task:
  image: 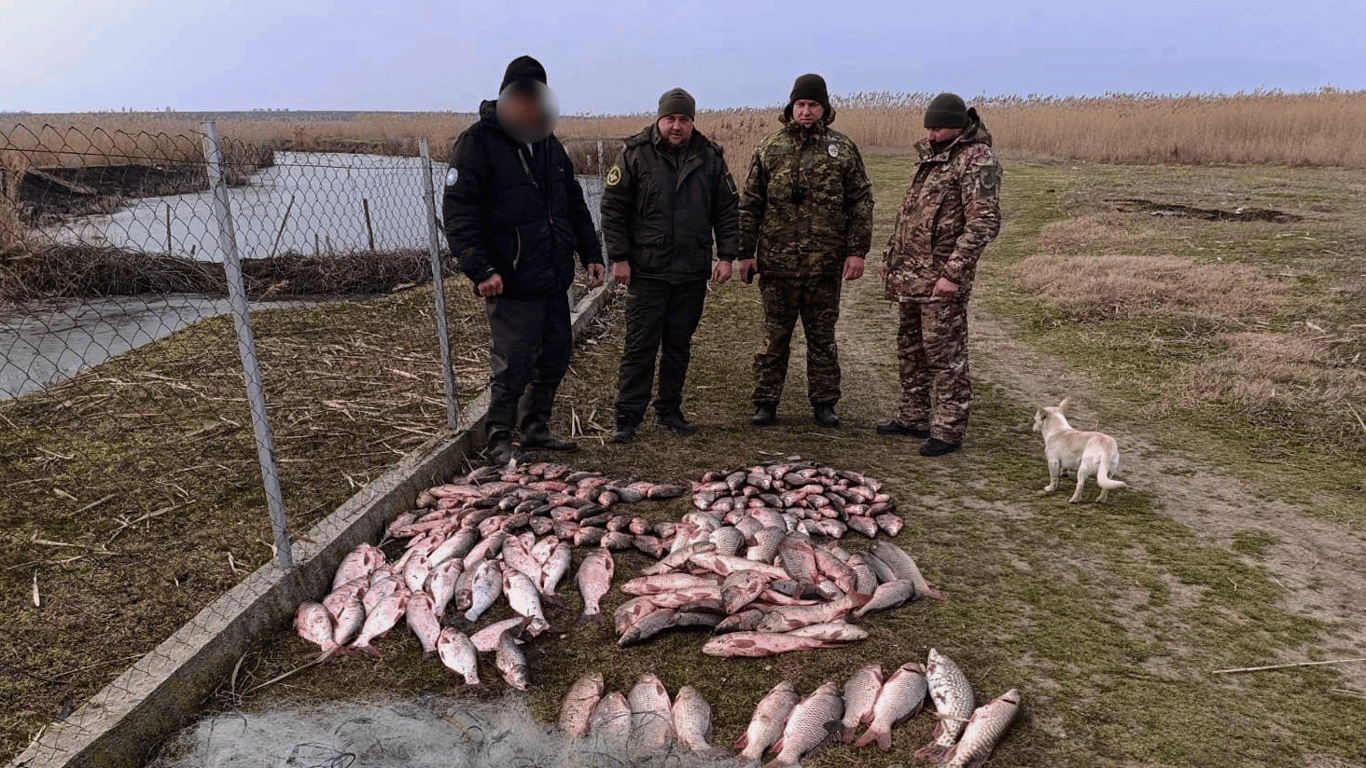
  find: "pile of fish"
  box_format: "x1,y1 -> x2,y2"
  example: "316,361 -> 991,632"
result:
559,649 -> 1020,767
294,459 -> 931,688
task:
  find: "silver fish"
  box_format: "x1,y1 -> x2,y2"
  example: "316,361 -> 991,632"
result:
436,626 -> 480,685
915,648 -> 976,762
938,689 -> 1021,768
463,559 -> 502,623
588,691 -> 633,751
331,591 -> 366,647
503,569 -> 549,635
576,547 -> 615,620
672,685 -> 728,758
628,672 -> 675,750
852,662 -> 927,751
350,589 -> 407,657
559,671 -> 605,738
405,591 -> 441,655
840,664 -> 884,742
765,681 -> 844,768
735,680 -> 800,761
539,541 -> 572,595
495,629 -> 529,691
852,579 -> 917,617
870,540 -> 945,601
294,601 -> 337,657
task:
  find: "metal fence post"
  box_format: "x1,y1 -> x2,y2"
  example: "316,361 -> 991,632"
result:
201,121 -> 294,571
419,138 -> 460,430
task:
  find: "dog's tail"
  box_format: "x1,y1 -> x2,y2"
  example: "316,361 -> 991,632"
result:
1096,459 -> 1127,490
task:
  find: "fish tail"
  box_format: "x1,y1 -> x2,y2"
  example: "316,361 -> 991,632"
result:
850,728 -> 879,748
913,741 -> 951,762
921,583 -> 947,602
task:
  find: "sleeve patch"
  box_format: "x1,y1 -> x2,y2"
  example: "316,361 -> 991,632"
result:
976,164 -> 1000,190
445,167 -> 459,187
724,172 -> 738,195
605,165 -> 623,188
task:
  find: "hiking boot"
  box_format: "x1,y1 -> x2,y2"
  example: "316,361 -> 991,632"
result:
487,434 -> 525,466
520,422 -> 579,452
876,420 -> 931,439
657,412 -> 697,436
751,403 -> 777,427
919,438 -> 962,457
609,418 -> 637,444
813,404 -> 841,428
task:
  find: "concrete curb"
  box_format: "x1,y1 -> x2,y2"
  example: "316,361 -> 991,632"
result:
10,284 -> 613,768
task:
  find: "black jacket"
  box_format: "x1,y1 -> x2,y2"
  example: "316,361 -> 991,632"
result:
442,101 -> 603,298
600,126 -> 740,283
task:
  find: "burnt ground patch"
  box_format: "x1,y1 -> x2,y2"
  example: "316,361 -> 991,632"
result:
1105,197 -> 1303,223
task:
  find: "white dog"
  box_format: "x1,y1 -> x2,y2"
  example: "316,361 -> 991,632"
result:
1032,397 -> 1127,503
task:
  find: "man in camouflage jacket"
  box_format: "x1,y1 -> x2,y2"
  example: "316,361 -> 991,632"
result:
880,93 -> 1001,456
738,73 -> 874,428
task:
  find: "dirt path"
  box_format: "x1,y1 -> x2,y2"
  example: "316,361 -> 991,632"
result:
829,272 -> 1366,689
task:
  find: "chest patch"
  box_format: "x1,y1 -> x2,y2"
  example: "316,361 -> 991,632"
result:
445,167 -> 458,187
828,143 -> 839,158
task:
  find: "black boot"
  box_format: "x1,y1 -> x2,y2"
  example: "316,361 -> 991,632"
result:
813,403 -> 841,428
657,411 -> 696,436
610,417 -> 637,444
487,430 -> 525,466
520,422 -> 579,452
919,437 -> 962,457
877,420 -> 931,438
751,403 -> 777,427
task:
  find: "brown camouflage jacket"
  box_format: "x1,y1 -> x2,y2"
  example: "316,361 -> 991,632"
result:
739,112 -> 874,277
884,118 -> 1001,301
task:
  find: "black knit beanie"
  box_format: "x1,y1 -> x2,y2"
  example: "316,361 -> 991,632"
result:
501,55 -> 547,92
924,93 -> 969,129
789,73 -> 831,112
657,87 -> 696,119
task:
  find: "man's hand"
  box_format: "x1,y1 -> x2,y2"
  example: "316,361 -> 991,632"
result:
586,263 -> 606,288
931,277 -> 960,298
477,274 -> 504,298
737,258 -> 758,285
842,256 -> 865,281
612,261 -> 631,288
712,260 -> 733,285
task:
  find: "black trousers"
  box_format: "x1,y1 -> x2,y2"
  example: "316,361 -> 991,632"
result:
614,276 -> 707,424
484,290 -> 572,439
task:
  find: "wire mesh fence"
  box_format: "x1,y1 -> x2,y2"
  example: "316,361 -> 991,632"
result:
0,120 -> 605,765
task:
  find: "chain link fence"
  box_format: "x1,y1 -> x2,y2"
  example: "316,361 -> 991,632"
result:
0,120 -> 605,764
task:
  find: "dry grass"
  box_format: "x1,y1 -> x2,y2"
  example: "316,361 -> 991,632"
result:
1003,223 -> 1281,325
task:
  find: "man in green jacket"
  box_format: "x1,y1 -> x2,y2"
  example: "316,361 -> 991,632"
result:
601,88 -> 741,443
738,74 -> 874,428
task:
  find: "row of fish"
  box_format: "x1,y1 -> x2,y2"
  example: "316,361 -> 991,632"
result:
614,524 -> 942,656
558,649 -> 1020,768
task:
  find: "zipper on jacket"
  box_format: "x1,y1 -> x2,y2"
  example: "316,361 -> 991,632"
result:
514,228 -> 523,270
517,148 -> 539,188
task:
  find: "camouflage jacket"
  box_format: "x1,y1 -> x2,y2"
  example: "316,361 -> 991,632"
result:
884,118 -> 1001,301
739,112 -> 874,277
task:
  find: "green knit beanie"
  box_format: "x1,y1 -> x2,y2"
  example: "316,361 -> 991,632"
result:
924,93 -> 969,129
657,88 -> 696,119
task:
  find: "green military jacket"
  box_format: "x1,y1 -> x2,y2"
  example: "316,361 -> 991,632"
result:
739,112 -> 874,278
884,118 -> 1002,301
600,126 -> 740,283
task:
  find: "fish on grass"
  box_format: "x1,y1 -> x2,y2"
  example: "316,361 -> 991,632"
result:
851,662 -> 927,751
764,681 -> 844,768
936,689 -> 1021,768
916,648 -> 976,762
629,672 -> 675,750
840,664 -> 883,742
559,671 -> 604,738
436,627 -> 480,685
575,547 -> 614,622
672,685 -> 730,758
494,628 -> 529,691
587,691 -> 632,751
703,631 -> 850,657
735,680 -> 801,762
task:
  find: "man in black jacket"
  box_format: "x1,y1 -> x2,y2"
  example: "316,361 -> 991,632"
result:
442,55 -> 605,465
600,87 -> 740,443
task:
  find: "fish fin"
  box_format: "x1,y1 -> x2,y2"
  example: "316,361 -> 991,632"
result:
352,643 -> 382,660
913,741 -> 950,762
850,728 -> 878,749
920,581 -> 947,602
768,737 -> 784,755
876,730 -> 892,752
733,732 -> 750,750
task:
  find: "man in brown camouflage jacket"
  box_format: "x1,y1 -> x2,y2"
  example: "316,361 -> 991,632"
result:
880,93 -> 1001,456
738,73 -> 874,429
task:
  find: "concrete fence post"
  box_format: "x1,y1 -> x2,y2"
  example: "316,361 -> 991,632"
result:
200,121 -> 294,571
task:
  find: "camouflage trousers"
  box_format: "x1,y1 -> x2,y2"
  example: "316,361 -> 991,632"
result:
753,276 -> 842,407
896,298 -> 971,443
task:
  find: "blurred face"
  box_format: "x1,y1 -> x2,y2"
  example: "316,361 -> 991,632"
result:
657,114 -> 694,147
792,99 -> 825,127
926,126 -> 964,144
502,89 -> 544,130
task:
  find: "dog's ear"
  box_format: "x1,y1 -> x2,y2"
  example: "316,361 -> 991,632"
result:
1058,396 -> 1071,412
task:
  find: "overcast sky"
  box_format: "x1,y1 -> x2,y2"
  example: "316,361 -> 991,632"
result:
2,0 -> 1363,113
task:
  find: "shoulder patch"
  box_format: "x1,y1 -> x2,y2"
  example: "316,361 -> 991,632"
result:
445,167 -> 458,187
828,143 -> 839,158
605,165 -> 623,188
976,164 -> 1000,190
